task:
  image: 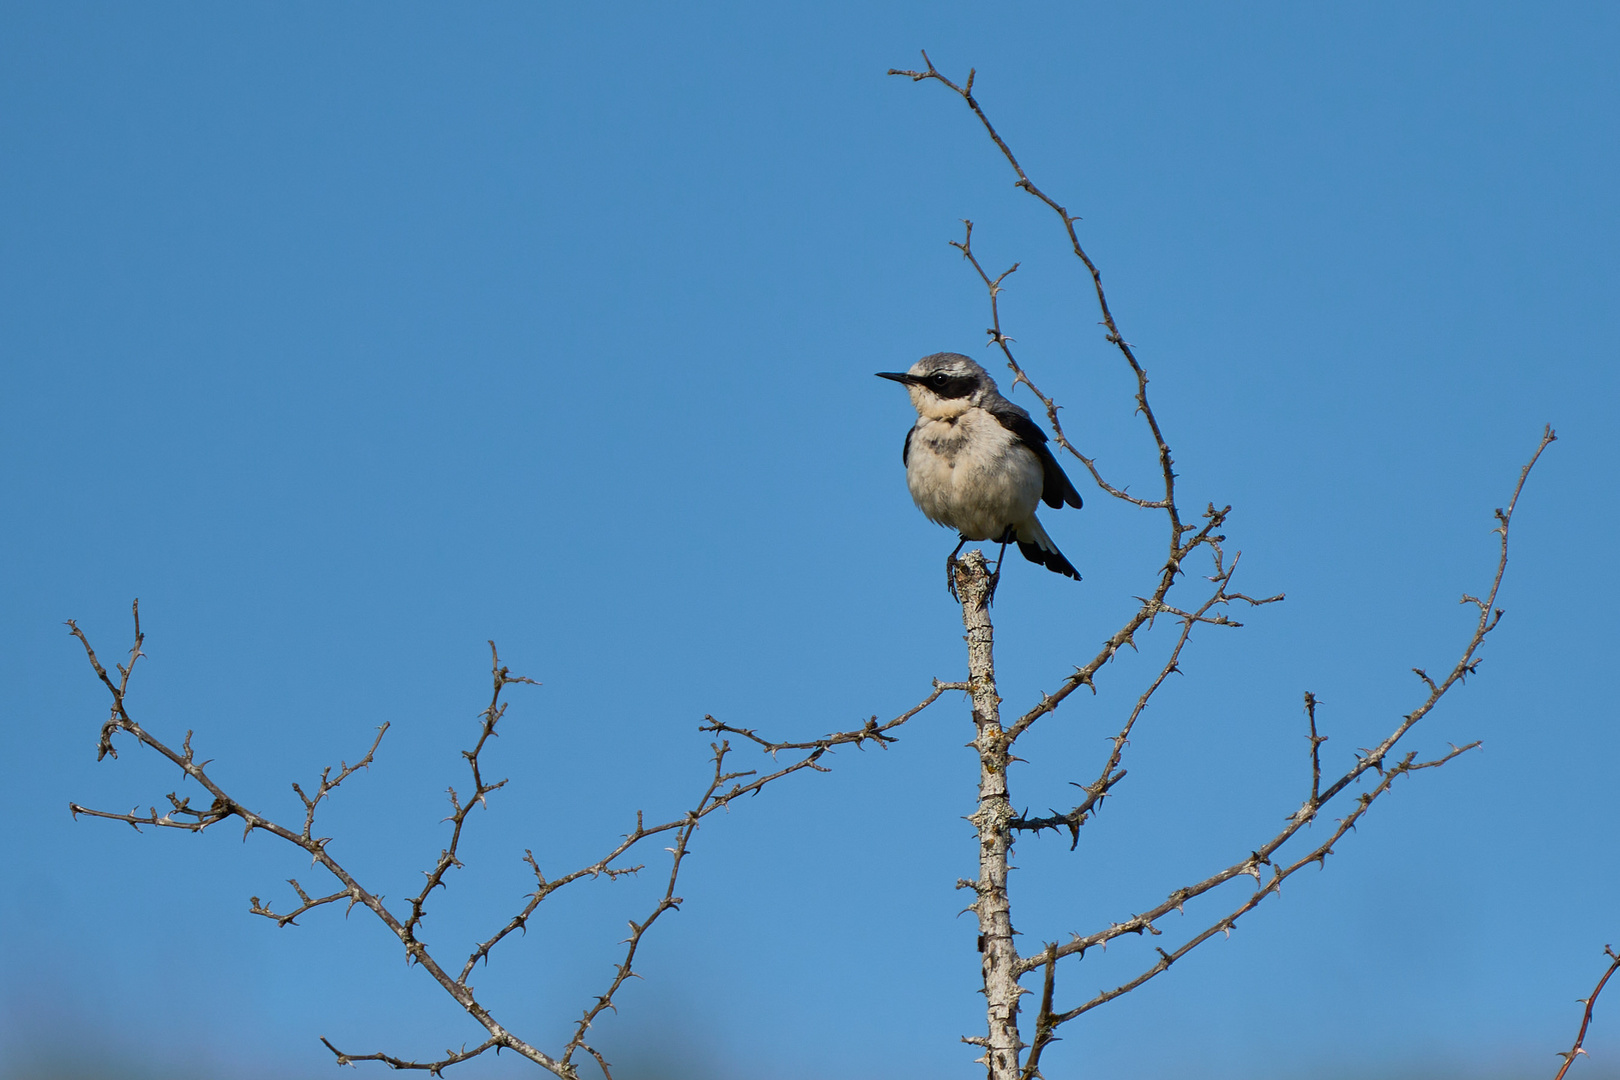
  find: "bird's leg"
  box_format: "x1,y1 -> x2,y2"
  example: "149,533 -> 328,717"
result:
985,528 -> 1015,604
991,528 -> 1015,576
946,535 -> 970,599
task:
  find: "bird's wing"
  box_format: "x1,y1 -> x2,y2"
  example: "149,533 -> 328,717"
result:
903,424 -> 915,467
988,403 -> 1083,510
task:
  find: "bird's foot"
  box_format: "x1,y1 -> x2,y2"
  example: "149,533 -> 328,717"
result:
984,533 -> 1011,604
946,535 -> 973,601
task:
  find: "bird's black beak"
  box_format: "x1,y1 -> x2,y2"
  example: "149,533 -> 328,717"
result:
875,372 -> 917,385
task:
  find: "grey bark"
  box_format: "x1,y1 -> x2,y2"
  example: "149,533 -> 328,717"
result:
954,552 -> 1023,1080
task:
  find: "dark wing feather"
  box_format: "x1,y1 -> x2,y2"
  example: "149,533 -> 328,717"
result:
902,424 -> 914,467
989,403 -> 1083,510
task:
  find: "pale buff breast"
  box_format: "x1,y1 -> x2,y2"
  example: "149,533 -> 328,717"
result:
905,409 -> 1044,540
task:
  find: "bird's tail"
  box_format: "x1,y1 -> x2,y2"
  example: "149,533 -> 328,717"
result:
1015,516 -> 1081,581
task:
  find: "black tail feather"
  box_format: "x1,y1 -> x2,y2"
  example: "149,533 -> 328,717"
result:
1017,539 -> 1082,581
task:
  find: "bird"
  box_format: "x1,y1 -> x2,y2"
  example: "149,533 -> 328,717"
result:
877,352 -> 1082,587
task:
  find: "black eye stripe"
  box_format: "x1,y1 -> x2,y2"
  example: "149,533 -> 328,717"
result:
925,374 -> 978,399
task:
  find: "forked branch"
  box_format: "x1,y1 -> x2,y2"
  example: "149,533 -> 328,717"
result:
69,613 -> 949,1079
1026,426 -> 1552,1033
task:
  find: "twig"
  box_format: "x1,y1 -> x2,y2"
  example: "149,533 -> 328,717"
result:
321,1035 -> 503,1076
404,645 -> 536,942
560,751 -> 728,1075
700,680 -> 959,756
1303,692 -> 1326,810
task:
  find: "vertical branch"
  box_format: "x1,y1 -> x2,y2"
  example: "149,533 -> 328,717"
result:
1019,944 -> 1059,1080
953,551 -> 1023,1080
1303,691 -> 1325,809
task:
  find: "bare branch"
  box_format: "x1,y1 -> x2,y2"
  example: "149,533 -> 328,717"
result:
1303,692 -> 1326,809
1023,427 -> 1551,1029
1011,547 -> 1279,844
1043,742 -> 1478,1020
68,585 -> 945,1078
69,790 -> 231,833
1011,506 -> 1281,748
1313,424 -> 1555,808
250,880 -> 355,928
404,643 -> 533,942
322,1035 -> 504,1076
293,723 -> 390,842
700,680 -> 955,755
65,597 -> 145,761
559,748 -> 732,1072
458,689 -> 952,985
1554,945 -> 1620,1080
891,53 -> 1182,540
951,219 -> 1161,509
66,618 -> 577,1077
1019,944 -> 1059,1080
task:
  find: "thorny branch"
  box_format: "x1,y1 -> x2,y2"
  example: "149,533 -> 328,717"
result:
1019,944 -> 1059,1080
322,1037 -> 502,1076
894,51 -> 1556,1080
1041,741 -> 1479,1018
896,80 -> 1285,762
403,652 -> 539,944
1010,545 -> 1277,846
895,49 -> 1280,838
701,679 -> 965,757
892,52 -> 1179,530
68,610 -> 949,1078
1554,945 -> 1620,1080
951,220 -> 1159,509
1304,691 -> 1326,807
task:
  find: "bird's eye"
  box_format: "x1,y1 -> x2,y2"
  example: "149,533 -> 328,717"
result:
931,374 -> 948,386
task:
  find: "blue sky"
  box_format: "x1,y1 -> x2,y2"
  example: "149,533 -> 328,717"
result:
2,4 -> 1617,1079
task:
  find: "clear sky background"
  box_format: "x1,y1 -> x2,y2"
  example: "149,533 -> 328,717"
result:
3,4 -> 1617,1079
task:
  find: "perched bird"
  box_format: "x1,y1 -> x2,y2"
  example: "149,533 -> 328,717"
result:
877,352 -> 1083,584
